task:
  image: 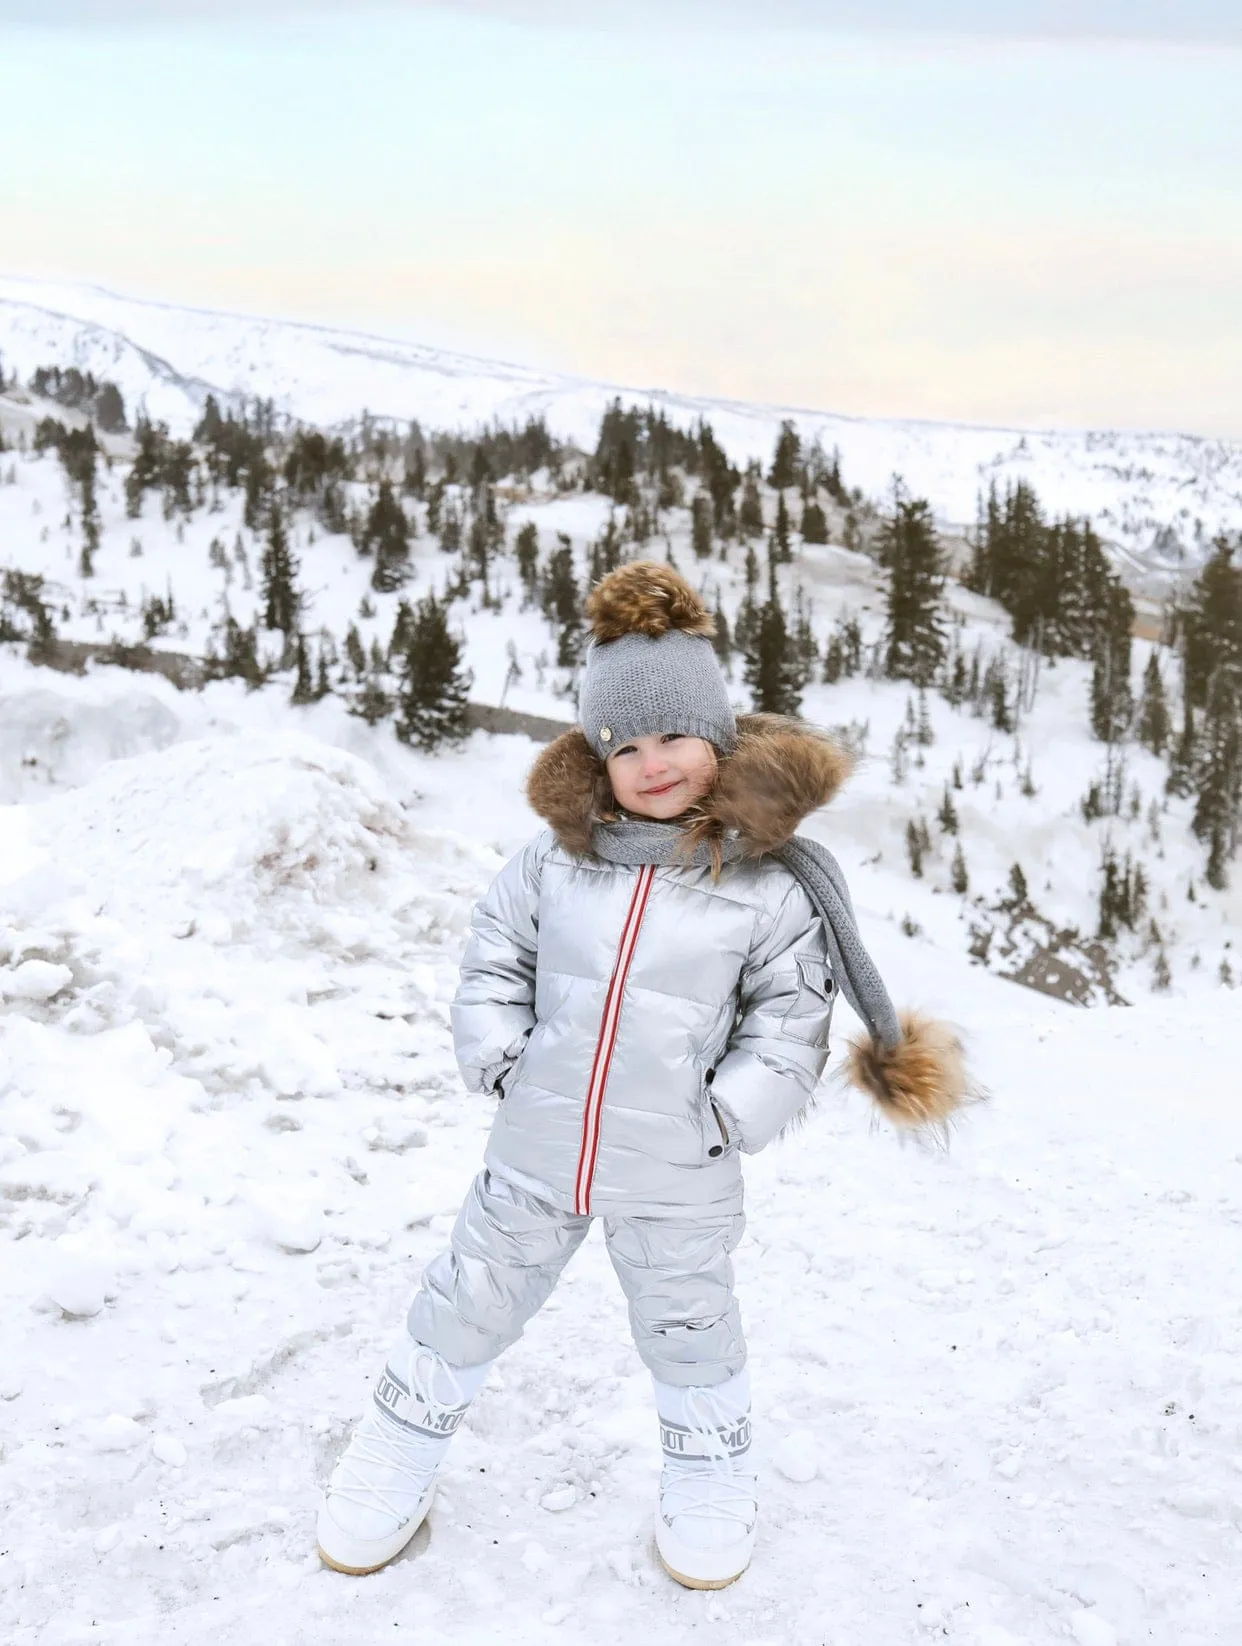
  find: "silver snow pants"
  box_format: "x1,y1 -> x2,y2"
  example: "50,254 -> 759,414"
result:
407,1169 -> 747,1388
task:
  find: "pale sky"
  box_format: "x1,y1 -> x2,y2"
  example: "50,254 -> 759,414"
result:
3,1 -> 1240,437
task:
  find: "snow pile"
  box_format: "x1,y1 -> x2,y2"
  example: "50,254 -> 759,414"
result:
0,730 -> 497,1280
0,687 -> 181,803
38,728 -> 421,944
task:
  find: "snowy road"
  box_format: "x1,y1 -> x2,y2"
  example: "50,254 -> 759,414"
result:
2,730 -> 1241,1646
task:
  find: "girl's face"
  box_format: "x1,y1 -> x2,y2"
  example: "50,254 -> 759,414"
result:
605,733 -> 719,821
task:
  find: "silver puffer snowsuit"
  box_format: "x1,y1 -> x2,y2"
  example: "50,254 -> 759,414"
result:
407,718 -> 845,1385
454,829 -> 835,1213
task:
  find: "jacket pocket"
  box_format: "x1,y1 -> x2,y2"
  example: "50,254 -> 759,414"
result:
491,1025 -> 536,1099
701,1070 -> 734,1160
780,956 -> 835,1044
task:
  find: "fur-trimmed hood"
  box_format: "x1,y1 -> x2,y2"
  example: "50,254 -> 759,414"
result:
526,713 -> 853,859
525,712 -> 978,1135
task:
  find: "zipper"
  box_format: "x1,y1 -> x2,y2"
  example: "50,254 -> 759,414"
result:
573,864 -> 656,1215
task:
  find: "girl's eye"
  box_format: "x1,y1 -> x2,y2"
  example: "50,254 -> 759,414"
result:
614,745 -> 637,757
661,734 -> 683,744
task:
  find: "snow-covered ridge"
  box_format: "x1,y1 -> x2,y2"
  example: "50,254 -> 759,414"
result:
2,275 -> 1239,576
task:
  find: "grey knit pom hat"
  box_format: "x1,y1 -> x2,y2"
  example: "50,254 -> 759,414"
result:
577,562 -> 737,760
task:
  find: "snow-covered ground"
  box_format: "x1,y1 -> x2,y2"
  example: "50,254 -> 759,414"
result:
2,691 -> 1241,1646
2,274 -> 1240,569
3,302 -> 1242,1639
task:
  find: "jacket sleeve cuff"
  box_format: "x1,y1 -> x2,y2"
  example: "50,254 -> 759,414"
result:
453,1014 -> 533,1094
709,1048 -> 817,1154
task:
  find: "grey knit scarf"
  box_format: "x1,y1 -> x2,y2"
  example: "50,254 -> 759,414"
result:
591,818 -> 901,1052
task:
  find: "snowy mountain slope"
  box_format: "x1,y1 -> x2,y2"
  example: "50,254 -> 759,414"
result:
1,724 -> 1240,1646
4,419 -> 1239,1005
2,275 -> 1239,572
3,420 -> 1240,1011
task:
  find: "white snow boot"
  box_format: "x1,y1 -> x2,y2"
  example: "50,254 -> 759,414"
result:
317,1337 -> 491,1575
652,1367 -> 758,1590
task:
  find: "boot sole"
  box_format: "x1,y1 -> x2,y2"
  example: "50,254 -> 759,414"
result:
658,1550 -> 745,1591
317,1544 -> 403,1577
316,1517 -> 424,1576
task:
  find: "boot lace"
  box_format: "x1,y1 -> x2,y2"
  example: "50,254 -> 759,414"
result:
661,1384 -> 757,1533
330,1346 -> 467,1521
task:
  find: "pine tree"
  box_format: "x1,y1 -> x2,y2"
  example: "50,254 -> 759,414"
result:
734,593 -> 760,660
916,689 -> 934,746
344,622 -> 366,679
439,498 -> 462,555
516,521 -> 539,603
951,839 -> 968,894
792,590 -> 818,687
800,499 -> 828,544
207,616 -> 264,689
290,634 -> 314,704
691,493 -> 713,560
742,560 -> 802,716
545,543 -> 583,668
389,599 -> 415,660
823,615 -> 862,683
350,669 -> 394,727
771,492 -> 792,565
243,454 -> 273,532
426,478 -> 445,537
768,420 -> 800,491
364,480 -> 411,593
905,817 -> 931,878
1192,669 -> 1242,886
743,542 -> 759,594
261,505 -> 300,636
711,596 -> 733,670
393,593 -> 473,751
1098,849 -> 1120,939
1136,651 -> 1170,755
587,518 -> 625,586
1165,691 -> 1197,796
937,784 -> 958,834
1090,586 -> 1135,744
1179,537 -> 1242,709
738,465 -> 764,538
881,496 -> 946,686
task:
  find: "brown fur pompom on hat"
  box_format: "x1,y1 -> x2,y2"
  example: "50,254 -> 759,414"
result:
586,561 -> 716,643
578,560 -> 734,757
846,1011 -> 971,1128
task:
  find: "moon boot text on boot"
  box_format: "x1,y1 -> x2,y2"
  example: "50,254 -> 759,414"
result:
652,1368 -> 758,1589
317,1340 -> 490,1575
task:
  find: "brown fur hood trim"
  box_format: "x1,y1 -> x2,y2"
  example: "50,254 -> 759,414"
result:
526,713 -> 853,859
526,727 -> 614,858
586,561 -> 715,643
846,1011 -> 974,1128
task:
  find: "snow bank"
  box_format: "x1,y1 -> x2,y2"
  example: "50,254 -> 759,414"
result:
0,729 -> 497,1292
0,687 -> 181,804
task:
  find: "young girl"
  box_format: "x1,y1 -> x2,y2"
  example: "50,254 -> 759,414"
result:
317,561 -> 968,1590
